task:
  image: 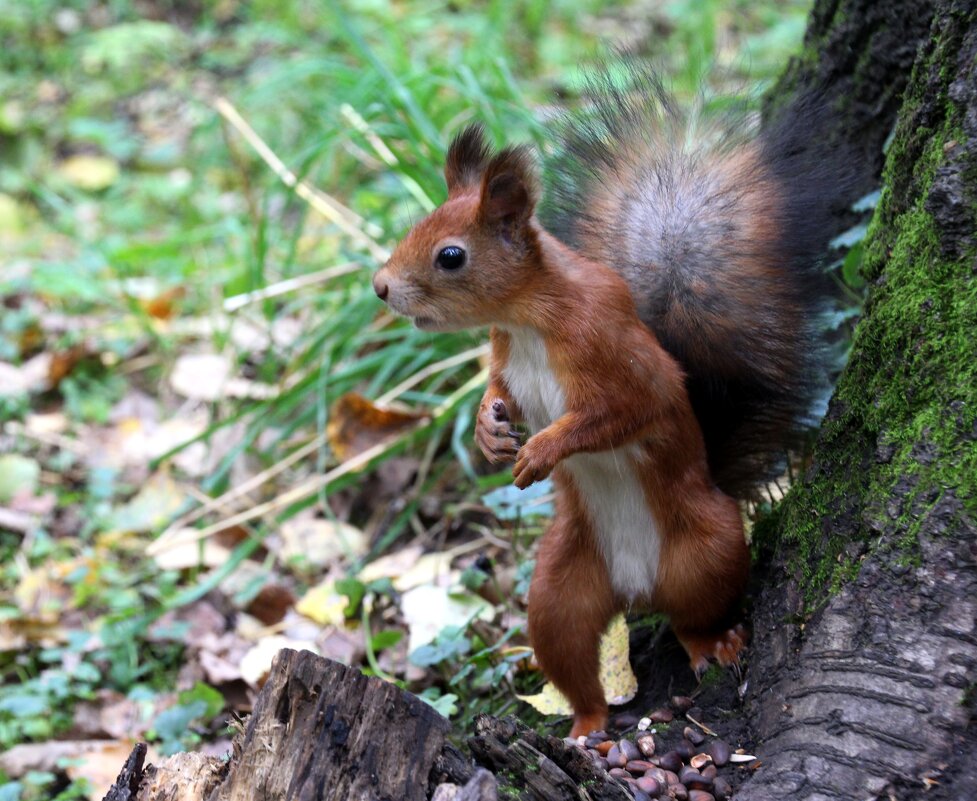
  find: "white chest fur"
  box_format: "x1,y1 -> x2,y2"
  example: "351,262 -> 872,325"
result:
500,328 -> 662,601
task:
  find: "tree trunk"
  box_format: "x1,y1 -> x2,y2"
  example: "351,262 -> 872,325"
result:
741,2 -> 977,799
769,0 -> 938,177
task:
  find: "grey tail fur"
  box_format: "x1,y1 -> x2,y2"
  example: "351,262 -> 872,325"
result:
538,65 -> 860,497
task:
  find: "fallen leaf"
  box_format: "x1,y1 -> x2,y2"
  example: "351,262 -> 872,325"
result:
518,613 -> 637,715
152,533 -> 231,571
295,580 -> 350,627
66,740 -> 149,800
106,472 -> 186,533
170,353 -> 231,401
47,343 -> 91,386
246,583 -> 296,626
357,544 -> 425,584
58,154 -> 119,191
70,691 -> 146,740
139,286 -> 186,320
278,515 -> 368,570
170,352 -> 277,401
0,455 -> 40,503
401,584 -> 495,653
327,392 -> 426,460
0,740 -> 120,778
391,550 -> 457,592
239,636 -> 319,687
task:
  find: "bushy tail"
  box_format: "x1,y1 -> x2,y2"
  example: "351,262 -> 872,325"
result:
539,66 -> 859,497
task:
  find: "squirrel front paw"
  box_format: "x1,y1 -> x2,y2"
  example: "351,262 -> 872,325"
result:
512,433 -> 559,489
475,398 -> 521,464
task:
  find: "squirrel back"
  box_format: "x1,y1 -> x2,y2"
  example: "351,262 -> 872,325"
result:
539,68 -> 854,497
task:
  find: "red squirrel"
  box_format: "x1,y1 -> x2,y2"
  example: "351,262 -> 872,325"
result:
373,73 -> 844,737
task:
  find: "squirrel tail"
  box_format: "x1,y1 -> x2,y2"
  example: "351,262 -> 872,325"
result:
539,66 -> 860,497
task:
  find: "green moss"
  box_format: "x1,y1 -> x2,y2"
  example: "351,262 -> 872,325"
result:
772,11 -> 977,606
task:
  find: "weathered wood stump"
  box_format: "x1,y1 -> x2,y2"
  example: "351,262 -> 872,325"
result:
102,649 -> 634,801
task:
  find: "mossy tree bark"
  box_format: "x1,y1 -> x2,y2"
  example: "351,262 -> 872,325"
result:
742,2 -> 977,799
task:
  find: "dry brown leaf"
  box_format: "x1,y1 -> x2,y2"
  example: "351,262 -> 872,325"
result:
70,691 -> 146,740
139,285 -> 186,320
327,392 -> 426,460
246,583 -> 296,626
66,740 -> 148,800
47,343 -> 91,386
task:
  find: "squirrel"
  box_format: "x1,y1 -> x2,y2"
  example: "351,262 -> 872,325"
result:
372,68 -> 850,737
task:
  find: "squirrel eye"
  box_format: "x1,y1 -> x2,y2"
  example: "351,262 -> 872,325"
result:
435,245 -> 467,270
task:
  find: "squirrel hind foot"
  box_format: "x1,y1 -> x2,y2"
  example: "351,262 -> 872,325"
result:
569,711 -> 610,739
676,623 -> 749,678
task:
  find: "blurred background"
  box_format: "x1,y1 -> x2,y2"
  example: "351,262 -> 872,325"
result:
0,2 -> 817,799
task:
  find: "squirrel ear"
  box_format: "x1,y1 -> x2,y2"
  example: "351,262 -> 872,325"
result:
445,124 -> 491,193
479,146 -> 538,225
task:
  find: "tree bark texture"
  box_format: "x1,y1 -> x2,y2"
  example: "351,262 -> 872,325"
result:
108,651 -> 641,801
769,0 -> 938,181
741,2 -> 977,799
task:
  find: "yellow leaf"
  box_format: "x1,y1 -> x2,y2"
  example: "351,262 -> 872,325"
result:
518,613 -> 637,715
58,154 -> 119,191
295,581 -> 349,627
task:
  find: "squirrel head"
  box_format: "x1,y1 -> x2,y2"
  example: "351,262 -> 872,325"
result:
373,124 -> 541,331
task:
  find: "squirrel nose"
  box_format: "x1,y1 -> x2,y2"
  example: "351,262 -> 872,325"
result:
373,274 -> 389,301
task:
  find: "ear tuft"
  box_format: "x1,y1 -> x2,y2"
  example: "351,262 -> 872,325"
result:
445,124 -> 492,193
479,146 -> 538,225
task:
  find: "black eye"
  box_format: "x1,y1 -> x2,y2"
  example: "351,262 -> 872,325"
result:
436,246 -> 467,270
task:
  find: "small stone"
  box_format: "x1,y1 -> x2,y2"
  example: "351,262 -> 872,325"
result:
636,733 -> 657,757
613,712 -> 641,729
680,767 -> 713,792
589,730 -> 609,741
688,792 -> 715,801
632,789 -> 652,801
649,707 -> 674,723
708,740 -> 731,767
671,695 -> 694,713
620,739 -> 641,762
659,751 -> 683,772
607,744 -> 627,768
672,784 -> 689,801
596,740 -> 614,756
702,764 -> 717,780
664,770 -> 680,786
675,739 -> 695,761
609,768 -> 633,780
713,777 -> 733,799
585,735 -> 605,749
626,759 -> 656,774
684,726 -> 705,745
636,776 -> 662,798
645,767 -> 668,784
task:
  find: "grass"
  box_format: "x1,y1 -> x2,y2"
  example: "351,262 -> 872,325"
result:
0,1 -> 814,798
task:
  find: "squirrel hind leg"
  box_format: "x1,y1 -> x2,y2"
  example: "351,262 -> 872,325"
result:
674,623 -> 749,678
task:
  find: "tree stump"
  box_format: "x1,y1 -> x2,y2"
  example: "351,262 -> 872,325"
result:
103,650 -> 636,801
